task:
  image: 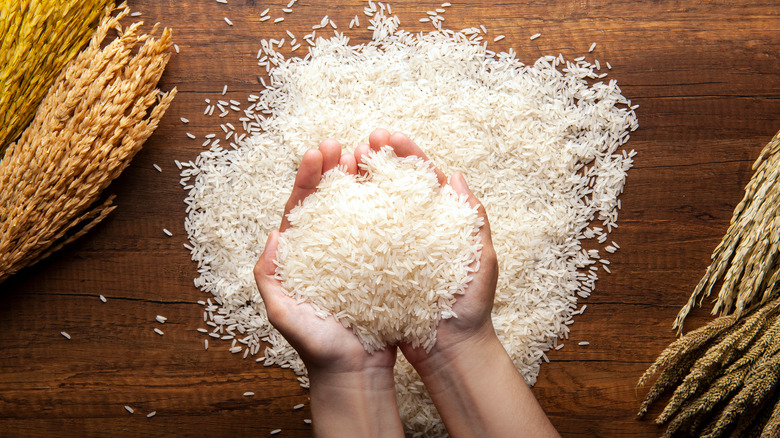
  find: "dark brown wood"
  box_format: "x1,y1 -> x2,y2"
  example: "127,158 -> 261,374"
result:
1,0 -> 779,436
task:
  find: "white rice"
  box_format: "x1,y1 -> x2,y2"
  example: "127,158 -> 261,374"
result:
589,41 -> 597,52
154,328 -> 164,336
125,406 -> 134,414
156,315 -> 167,323
270,430 -> 281,435
530,32 -> 541,40
224,17 -> 233,26
146,411 -> 157,418
163,228 -> 173,237
293,403 -> 304,410
276,148 -> 482,352
60,331 -> 70,340
99,294 -> 107,303
182,5 -> 637,435
493,34 -> 505,42
578,341 -> 590,346
244,391 -> 255,396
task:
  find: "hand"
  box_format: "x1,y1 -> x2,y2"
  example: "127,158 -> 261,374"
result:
355,129 -> 499,369
254,138 -> 403,437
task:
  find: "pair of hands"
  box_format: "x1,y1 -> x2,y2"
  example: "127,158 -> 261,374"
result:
253,129 -> 560,438
253,128 -> 498,379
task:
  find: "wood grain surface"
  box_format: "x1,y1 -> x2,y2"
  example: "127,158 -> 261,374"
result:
1,0 -> 779,436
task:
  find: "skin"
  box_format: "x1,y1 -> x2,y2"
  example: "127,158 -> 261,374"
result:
254,129 -> 560,438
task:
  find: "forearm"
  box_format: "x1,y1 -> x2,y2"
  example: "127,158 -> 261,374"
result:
414,329 -> 560,438
309,366 -> 404,438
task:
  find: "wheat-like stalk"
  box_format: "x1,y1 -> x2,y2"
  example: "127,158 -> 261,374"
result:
0,4 -> 176,283
639,297 -> 780,436
0,0 -> 113,155
674,130 -> 780,331
761,397 -> 780,438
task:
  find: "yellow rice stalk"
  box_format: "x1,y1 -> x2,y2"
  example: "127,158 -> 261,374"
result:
640,130 -> 780,437
674,130 -> 780,331
0,0 -> 113,155
0,6 -> 177,283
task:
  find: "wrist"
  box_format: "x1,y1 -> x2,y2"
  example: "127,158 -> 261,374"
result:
309,364 -> 396,394
408,322 -> 501,382
309,366 -> 403,438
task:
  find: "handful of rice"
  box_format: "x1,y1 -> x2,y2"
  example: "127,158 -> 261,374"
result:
275,147 -> 483,352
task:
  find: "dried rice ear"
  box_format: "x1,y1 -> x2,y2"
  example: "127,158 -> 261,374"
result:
0,5 -> 175,283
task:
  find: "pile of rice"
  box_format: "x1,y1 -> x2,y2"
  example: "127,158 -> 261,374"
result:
181,4 -> 637,435
276,147 -> 483,353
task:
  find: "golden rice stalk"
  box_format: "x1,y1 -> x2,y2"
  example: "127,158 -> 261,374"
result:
655,305 -> 773,423
702,349 -> 780,438
639,299 -> 780,421
761,398 -> 780,438
674,130 -> 780,331
662,362 -> 751,437
0,5 -> 176,283
0,0 -> 113,155
638,297 -> 780,437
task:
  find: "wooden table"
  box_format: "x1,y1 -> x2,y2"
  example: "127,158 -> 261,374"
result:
1,1 -> 779,436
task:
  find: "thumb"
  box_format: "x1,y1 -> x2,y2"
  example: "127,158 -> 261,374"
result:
254,230 -> 294,330
256,230 -> 280,279
450,172 -> 492,245
254,230 -> 283,304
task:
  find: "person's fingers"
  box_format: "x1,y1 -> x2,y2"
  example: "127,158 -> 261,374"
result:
254,231 -> 289,326
354,143 -> 371,176
450,172 -> 498,303
368,128 -> 391,152
450,172 -> 493,246
389,131 -> 447,185
339,152 -> 358,175
255,230 -> 280,279
281,149 -> 323,231
319,138 -> 342,173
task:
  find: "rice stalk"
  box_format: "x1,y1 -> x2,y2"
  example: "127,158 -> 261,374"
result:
662,362 -> 750,437
760,397 -> 780,438
639,297 -> 780,437
637,341 -> 709,417
0,0 -> 113,156
674,130 -> 780,331
0,4 -> 176,284
637,311 -> 738,390
663,313 -> 780,435
654,301 -> 777,423
702,349 -> 780,438
730,390 -> 777,438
